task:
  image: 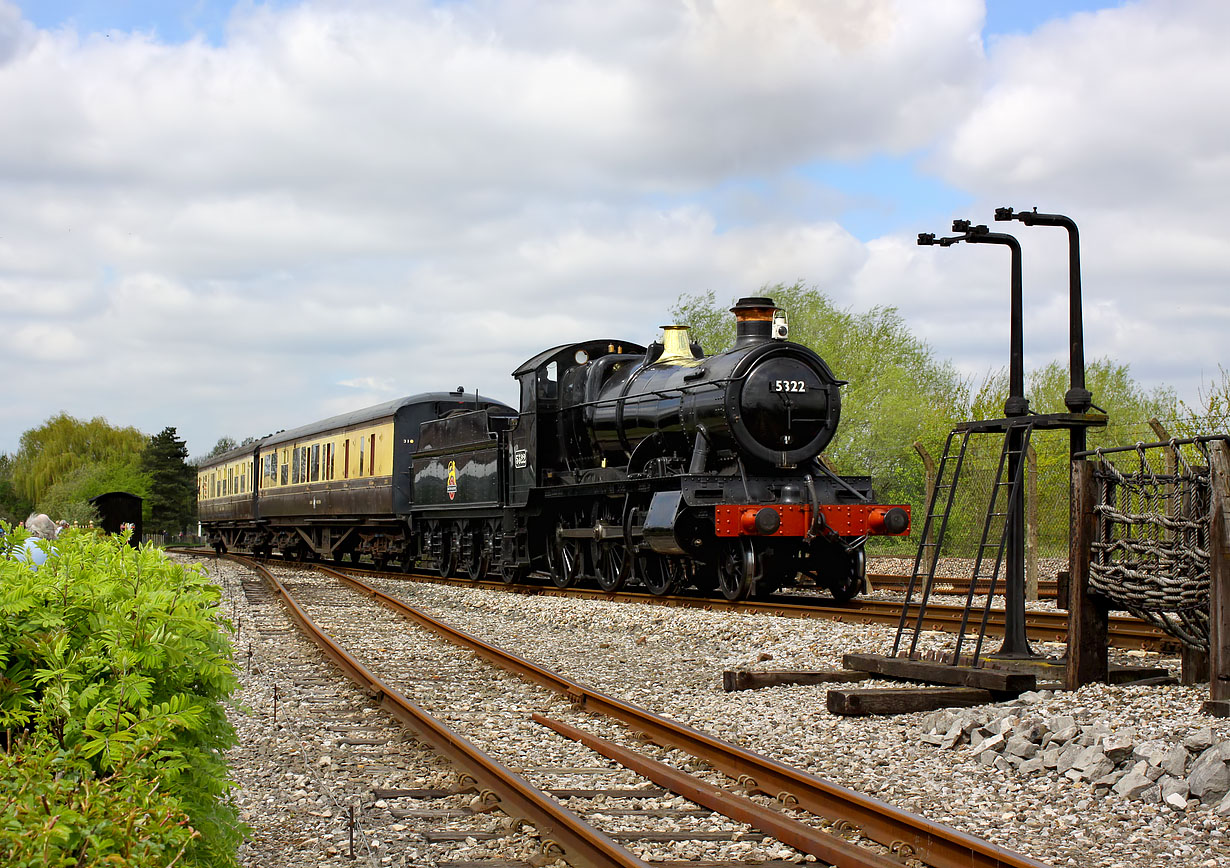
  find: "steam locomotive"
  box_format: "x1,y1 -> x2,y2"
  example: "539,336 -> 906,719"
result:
198,296 -> 909,600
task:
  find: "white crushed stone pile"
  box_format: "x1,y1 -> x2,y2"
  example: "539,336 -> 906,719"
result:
917,701 -> 1230,812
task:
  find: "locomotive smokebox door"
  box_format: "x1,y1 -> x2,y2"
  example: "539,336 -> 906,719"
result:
643,490 -> 687,555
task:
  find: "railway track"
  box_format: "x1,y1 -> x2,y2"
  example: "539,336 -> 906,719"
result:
173,548 -> 1169,653
868,574 -> 1059,601
217,552 -> 1052,868
263,556 -> 1169,653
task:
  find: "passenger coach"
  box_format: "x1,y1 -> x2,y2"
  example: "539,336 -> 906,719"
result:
197,392 -> 514,567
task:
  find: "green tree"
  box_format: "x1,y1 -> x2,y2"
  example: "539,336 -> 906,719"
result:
12,414 -> 147,505
962,358 -> 1179,556
673,284 -> 969,546
0,454 -> 33,525
36,457 -> 150,525
141,427 -> 197,535
1167,366 -> 1230,437
190,436 -> 242,468
971,358 -> 1176,449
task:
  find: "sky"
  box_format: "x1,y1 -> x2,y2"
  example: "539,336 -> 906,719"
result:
1,0 -> 1226,457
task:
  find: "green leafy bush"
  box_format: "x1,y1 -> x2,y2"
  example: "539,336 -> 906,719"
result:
0,528 -> 241,867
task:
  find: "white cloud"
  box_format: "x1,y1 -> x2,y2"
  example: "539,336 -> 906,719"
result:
925,0 -> 1230,406
0,0 -> 1224,457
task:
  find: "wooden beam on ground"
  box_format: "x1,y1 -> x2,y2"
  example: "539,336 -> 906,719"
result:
722,669 -> 869,692
1108,664 -> 1172,684
827,686 -> 994,716
842,653 -> 1036,692
1206,440 -> 1230,717
1066,459 -> 1109,689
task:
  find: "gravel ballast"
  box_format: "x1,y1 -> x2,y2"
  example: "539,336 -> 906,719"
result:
192,555 -> 1229,868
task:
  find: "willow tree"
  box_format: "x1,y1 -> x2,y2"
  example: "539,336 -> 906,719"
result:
13,414 -> 148,506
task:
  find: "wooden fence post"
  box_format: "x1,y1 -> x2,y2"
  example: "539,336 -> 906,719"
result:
1066,459 -> 1108,690
1204,440 -> 1230,716
913,441 -> 936,506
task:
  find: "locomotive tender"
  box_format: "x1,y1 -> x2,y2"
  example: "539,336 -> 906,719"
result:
198,297 -> 909,601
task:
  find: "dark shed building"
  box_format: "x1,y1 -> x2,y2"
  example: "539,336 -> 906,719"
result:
88,491 -> 143,547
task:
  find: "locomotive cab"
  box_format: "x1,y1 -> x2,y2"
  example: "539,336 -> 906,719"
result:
508,339 -> 647,504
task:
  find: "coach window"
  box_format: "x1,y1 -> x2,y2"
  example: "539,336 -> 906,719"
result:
358,436 -> 365,477
326,443 -> 335,480
311,444 -> 320,482
369,433 -> 377,475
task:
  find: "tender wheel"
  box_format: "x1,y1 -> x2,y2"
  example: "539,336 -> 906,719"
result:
716,539 -> 757,601
465,527 -> 490,581
399,550 -> 415,574
639,554 -> 681,596
436,533 -> 456,578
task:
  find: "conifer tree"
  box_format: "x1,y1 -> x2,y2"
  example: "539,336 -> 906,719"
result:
140,427 -> 196,534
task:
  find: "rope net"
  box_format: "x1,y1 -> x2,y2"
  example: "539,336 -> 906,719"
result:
1088,437 -> 1226,651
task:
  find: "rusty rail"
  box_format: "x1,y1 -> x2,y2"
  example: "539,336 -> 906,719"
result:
318,564 -> 1052,868
536,714 -> 905,868
229,555 -> 652,868
870,573 -> 1058,599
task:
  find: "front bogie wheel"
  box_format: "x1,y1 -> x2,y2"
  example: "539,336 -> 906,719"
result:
827,545 -> 866,602
716,539 -> 757,601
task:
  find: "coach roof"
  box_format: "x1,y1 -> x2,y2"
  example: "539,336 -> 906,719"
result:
199,392 -> 513,469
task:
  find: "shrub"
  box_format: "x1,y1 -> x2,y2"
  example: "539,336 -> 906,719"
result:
0,527 -> 241,867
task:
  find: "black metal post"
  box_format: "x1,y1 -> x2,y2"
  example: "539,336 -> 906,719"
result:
996,207 -> 1092,458
959,221 -> 1028,419
919,221 -> 1033,658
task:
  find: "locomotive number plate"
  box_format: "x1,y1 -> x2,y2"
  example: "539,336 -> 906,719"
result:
772,380 -> 807,392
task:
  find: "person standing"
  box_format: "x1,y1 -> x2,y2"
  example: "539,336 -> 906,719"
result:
15,513 -> 58,570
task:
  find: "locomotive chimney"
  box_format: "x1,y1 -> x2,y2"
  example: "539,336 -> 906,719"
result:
731,297 -> 775,347
657,325 -> 698,364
